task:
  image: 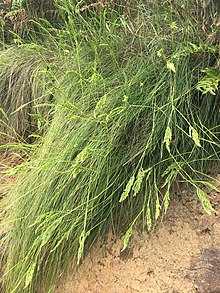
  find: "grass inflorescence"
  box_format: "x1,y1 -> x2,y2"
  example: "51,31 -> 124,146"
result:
1,1 -> 220,292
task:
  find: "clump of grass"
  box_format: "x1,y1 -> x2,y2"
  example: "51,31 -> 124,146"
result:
0,44 -> 56,142
2,1 -> 220,292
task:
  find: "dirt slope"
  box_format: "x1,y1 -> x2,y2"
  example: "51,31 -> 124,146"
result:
56,178 -> 220,293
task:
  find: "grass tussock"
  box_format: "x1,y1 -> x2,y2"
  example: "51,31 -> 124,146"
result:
1,1 -> 220,292
0,44 -> 56,142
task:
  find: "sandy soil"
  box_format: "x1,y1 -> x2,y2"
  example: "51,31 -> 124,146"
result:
0,150 -> 23,236
56,177 -> 220,293
0,154 -> 12,231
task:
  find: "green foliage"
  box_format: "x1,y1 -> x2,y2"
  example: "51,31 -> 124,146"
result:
1,1 -> 220,293
122,225 -> 133,252
197,68 -> 220,95
196,188 -> 213,215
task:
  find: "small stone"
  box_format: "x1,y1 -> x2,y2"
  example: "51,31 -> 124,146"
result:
191,248 -> 220,293
111,257 -> 121,266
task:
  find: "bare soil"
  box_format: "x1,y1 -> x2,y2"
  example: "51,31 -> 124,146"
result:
56,176 -> 220,293
0,151 -> 20,236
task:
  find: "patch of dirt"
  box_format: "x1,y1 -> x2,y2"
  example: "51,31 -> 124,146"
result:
0,150 -> 23,236
56,176 -> 220,293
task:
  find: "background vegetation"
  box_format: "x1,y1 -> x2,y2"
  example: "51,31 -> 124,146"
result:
0,1 -> 220,292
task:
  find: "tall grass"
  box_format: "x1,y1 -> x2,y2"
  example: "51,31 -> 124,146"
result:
0,44 -> 56,142
2,1 -> 220,292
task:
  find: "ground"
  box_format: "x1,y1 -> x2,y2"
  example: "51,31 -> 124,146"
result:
56,177 -> 220,293
0,151 -> 20,237
1,154 -> 220,293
